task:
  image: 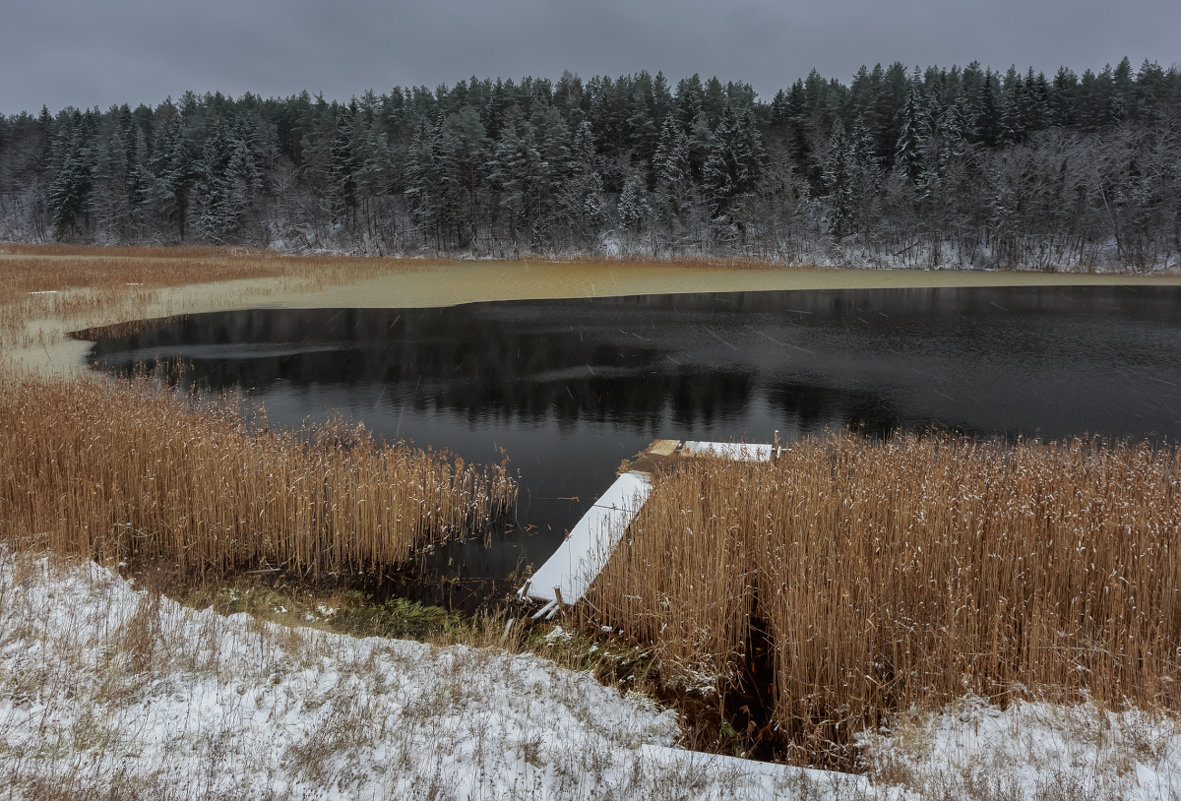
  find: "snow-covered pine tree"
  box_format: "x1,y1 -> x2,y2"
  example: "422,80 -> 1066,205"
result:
149,104 -> 196,240
487,109 -> 541,248
553,119 -> 605,247
653,116 -> 694,226
616,174 -> 648,234
530,104 -> 573,246
441,105 -> 488,247
47,109 -> 96,239
328,102 -> 360,227
894,79 -> 926,187
821,118 -> 854,237
191,120 -> 239,241
404,117 -> 448,250
703,104 -> 763,223
89,114 -> 130,239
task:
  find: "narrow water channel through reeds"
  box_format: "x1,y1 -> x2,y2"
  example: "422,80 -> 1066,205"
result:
586,432 -> 1181,761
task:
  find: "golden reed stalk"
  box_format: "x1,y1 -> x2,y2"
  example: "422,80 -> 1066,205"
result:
0,377 -> 516,578
585,432 -> 1181,754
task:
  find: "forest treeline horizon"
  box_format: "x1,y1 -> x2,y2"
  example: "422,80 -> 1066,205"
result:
1,58 -> 1178,271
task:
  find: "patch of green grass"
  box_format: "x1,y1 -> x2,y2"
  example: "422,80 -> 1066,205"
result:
177,579 -> 471,643
330,592 -> 469,641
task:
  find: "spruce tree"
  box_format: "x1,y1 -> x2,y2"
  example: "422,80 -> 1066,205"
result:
47,109 -> 95,239
703,104 -> 763,222
821,118 -> 854,236
894,82 -> 926,186
404,118 -> 446,249
616,174 -> 647,233
442,105 -> 488,246
654,116 -> 693,224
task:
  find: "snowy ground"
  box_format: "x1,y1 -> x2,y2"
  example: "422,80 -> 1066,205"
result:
857,699 -> 1181,801
2,547 -> 1179,800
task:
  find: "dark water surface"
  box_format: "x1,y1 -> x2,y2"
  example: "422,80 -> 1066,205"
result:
80,285 -> 1181,594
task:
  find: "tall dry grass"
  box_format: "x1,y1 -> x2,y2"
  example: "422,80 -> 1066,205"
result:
0,249 -> 281,307
585,432 -> 1181,758
0,376 -> 516,578
0,245 -> 420,353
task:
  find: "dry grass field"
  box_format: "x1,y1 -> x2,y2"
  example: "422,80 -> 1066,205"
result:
0,377 -> 516,578
586,432 -> 1181,763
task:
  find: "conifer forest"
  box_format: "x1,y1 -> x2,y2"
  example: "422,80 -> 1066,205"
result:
2,59 -> 1178,270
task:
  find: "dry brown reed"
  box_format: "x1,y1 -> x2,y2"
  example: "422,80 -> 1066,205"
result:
0,247 -> 420,360
0,376 -> 516,579
0,245 -> 432,334
585,432 -> 1181,758
0,250 -> 279,304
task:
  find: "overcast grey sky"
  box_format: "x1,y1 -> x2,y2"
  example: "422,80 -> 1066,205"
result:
3,0 -> 1179,115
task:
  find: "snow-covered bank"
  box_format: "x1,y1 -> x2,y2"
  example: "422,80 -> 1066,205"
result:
858,698 -> 1181,801
2,546 -> 1179,800
0,549 -> 874,800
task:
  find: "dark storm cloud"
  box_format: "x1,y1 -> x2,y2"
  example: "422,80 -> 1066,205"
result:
4,0 -> 1179,114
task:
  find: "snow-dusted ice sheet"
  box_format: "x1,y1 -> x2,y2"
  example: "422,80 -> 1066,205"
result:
524,470 -> 651,606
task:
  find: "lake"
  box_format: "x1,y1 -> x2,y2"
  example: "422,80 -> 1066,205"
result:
78,284 -> 1181,600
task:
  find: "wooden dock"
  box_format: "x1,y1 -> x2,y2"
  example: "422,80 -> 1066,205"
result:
519,438 -> 778,617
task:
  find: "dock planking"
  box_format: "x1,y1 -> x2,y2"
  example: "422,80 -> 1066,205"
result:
520,438 -> 777,616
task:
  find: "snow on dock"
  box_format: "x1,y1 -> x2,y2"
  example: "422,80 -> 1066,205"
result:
520,439 -> 777,615
682,440 -> 775,461
520,470 -> 651,616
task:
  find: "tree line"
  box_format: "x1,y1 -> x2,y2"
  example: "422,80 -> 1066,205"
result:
1,58 -> 1178,270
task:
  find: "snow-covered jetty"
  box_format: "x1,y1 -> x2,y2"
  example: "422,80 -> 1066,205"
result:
519,438 -> 778,618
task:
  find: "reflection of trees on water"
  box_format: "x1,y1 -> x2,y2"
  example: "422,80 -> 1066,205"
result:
767,381 -> 899,439
398,368 -> 753,431
83,304 -> 755,429
80,286 -> 1181,444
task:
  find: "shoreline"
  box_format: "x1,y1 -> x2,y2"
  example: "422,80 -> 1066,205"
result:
276,259 -> 1181,310
5,249 -> 1181,377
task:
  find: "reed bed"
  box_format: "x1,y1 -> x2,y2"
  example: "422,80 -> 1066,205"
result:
0,376 -> 516,578
585,432 -> 1181,758
0,245 -> 411,352
0,251 -> 281,305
